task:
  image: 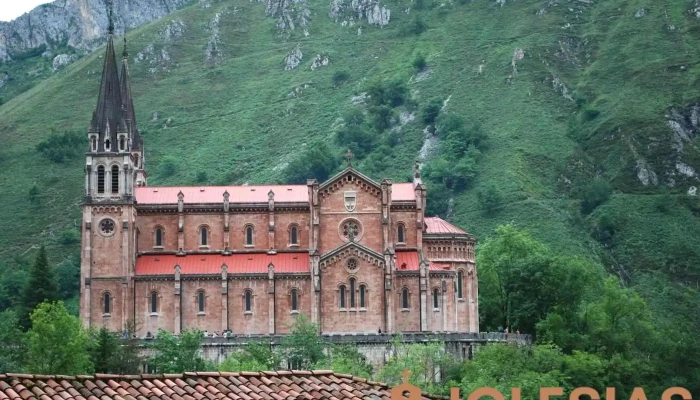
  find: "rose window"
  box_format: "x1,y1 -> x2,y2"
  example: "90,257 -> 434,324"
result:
347,258 -> 358,271
100,219 -> 115,235
342,221 -> 360,241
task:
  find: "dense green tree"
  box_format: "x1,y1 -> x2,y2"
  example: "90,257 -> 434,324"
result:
477,184 -> 504,215
54,256 -> 80,300
280,314 -> 325,369
421,99 -> 442,126
284,142 -> 339,184
0,310 -> 25,372
579,178 -> 612,214
0,267 -> 28,311
220,341 -> 280,372
478,225 -> 600,333
89,327 -> 120,373
20,246 -> 58,329
149,329 -> 212,373
25,301 -> 92,374
313,345 -> 373,379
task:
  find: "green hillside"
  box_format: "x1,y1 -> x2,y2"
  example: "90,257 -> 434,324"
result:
0,0 -> 698,329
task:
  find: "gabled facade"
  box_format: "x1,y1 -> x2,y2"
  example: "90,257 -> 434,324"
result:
80,30 -> 478,336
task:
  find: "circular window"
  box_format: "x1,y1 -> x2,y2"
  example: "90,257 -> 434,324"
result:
99,219 -> 116,236
340,219 -> 362,242
346,258 -> 359,272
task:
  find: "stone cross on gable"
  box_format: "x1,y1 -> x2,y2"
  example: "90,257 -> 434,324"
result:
348,228 -> 355,242
345,148 -> 354,168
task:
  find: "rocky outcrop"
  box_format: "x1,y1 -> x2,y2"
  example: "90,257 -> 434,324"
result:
51,54 -> 77,71
511,48 -> 524,75
691,1 -> 700,18
284,45 -> 303,70
634,8 -> 647,18
266,0 -> 311,35
329,0 -> 391,27
667,104 -> 700,151
134,19 -> 186,74
548,75 -> 574,102
310,53 -> 330,70
0,0 -> 190,62
205,12 -> 223,66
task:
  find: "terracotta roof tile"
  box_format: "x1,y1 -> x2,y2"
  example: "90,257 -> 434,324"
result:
135,186 -> 307,205
135,253 -> 309,276
0,373 -> 438,400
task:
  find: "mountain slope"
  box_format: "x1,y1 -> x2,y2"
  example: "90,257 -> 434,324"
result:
0,0 -> 699,315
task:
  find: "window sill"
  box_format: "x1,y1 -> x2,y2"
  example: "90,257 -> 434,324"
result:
102,313 -> 111,317
396,242 -> 406,246
457,298 -> 466,302
290,310 -> 299,315
149,313 -> 159,317
199,246 -> 210,250
339,308 -> 347,312
244,311 -> 253,315
153,246 -> 164,250
359,308 -> 367,312
197,312 -> 206,316
288,244 -> 299,248
244,245 -> 255,248
401,308 -> 410,313
433,308 -> 440,312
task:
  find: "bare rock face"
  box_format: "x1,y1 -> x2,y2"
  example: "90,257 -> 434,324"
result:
511,48 -> 524,74
135,19 -> 186,75
667,104 -> 700,151
634,8 -> 647,18
267,0 -> 311,36
548,75 -> 574,102
51,54 -> 77,71
205,12 -> 223,66
691,1 -> 700,18
329,0 -> 391,27
0,0 -> 190,62
310,53 -> 330,70
284,45 -> 303,70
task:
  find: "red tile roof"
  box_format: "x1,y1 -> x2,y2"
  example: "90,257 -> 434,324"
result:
424,217 -> 468,235
395,251 -> 420,271
135,185 -> 308,205
135,253 -> 309,276
0,371 -> 439,400
429,262 -> 453,271
391,183 -> 416,201
135,183 -> 417,205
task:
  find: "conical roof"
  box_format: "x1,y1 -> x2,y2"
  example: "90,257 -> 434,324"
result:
89,31 -> 126,152
120,38 -> 140,150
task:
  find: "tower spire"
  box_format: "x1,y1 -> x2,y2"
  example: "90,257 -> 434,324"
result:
89,0 -> 126,152
120,35 -> 140,150
107,0 -> 114,35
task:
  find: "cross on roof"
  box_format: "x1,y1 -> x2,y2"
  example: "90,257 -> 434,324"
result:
345,148 -> 354,168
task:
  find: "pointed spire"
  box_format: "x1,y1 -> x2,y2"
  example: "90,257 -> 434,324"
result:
89,1 -> 126,152
107,0 -> 114,35
120,35 -> 140,149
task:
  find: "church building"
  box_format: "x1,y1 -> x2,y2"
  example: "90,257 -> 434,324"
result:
79,24 -> 478,336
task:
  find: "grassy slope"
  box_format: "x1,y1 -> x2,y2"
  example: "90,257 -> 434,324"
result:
0,0 -> 698,312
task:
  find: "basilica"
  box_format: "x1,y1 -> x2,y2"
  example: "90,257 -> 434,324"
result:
79,24 -> 479,336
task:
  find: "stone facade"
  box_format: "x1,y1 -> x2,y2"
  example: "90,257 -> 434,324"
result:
79,31 -> 479,337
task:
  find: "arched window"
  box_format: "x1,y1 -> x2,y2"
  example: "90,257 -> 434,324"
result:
349,278 -> 356,308
111,165 -> 119,194
103,292 -> 111,314
290,289 -> 298,311
97,166 -> 105,194
244,290 -> 252,312
119,136 -> 125,151
91,136 -> 97,151
339,285 -> 346,309
149,292 -> 158,313
200,226 -> 208,246
359,285 -> 366,308
245,225 -> 254,246
197,291 -> 205,313
457,271 -> 464,299
397,223 -> 405,244
290,225 -> 298,246
155,227 -> 163,247
401,288 -> 409,309
433,288 -> 439,309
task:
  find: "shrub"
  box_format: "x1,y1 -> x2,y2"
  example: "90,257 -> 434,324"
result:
583,106 -> 600,121
36,131 -> 83,163
400,15 -> 427,36
58,228 -> 80,246
195,171 -> 208,183
580,178 -> 612,214
336,110 -> 376,156
365,79 -> 408,108
412,53 -> 427,71
421,99 -> 442,125
331,70 -> 350,86
477,184 -> 504,215
158,156 -> 178,178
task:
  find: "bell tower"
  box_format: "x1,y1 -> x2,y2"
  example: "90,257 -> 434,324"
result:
80,7 -> 143,331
